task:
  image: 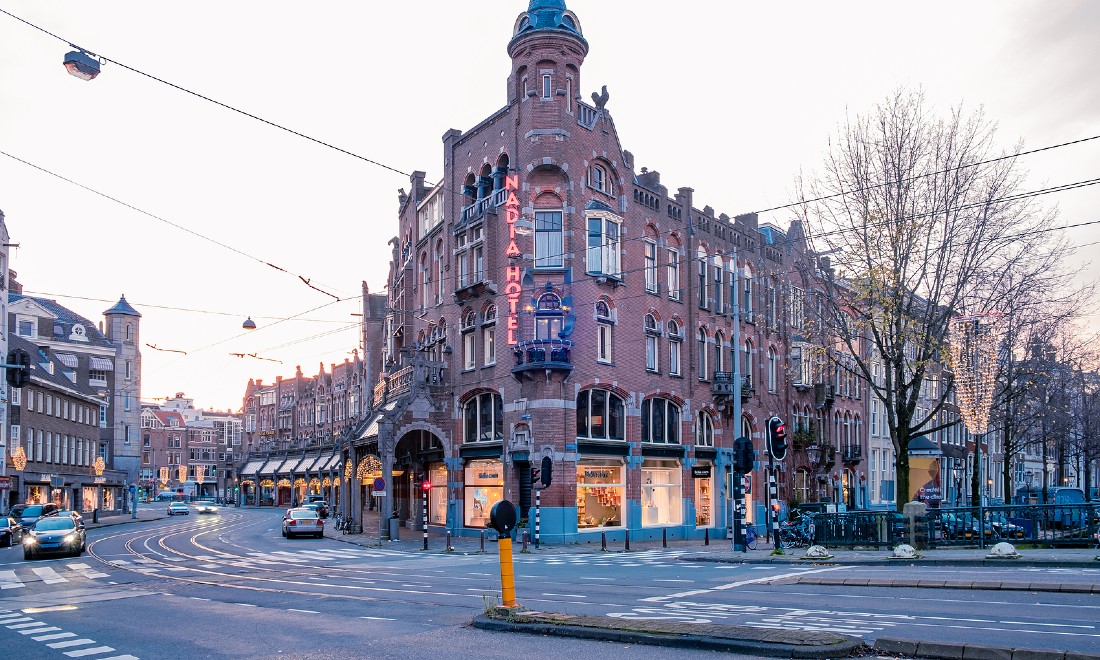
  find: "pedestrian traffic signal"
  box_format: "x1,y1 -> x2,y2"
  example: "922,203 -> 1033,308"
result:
5,348 -> 30,388
421,480 -> 432,492
234,486 -> 239,493
733,436 -> 754,474
766,416 -> 788,461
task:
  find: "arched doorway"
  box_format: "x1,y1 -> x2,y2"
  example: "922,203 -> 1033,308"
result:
393,429 -> 446,531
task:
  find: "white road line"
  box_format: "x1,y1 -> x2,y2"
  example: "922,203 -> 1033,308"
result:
67,564 -> 110,579
642,566 -> 849,602
100,655 -> 139,660
65,646 -> 115,657
4,616 -> 34,625
20,626 -> 61,635
288,609 -> 319,614
579,577 -> 613,580
359,616 -> 396,621
48,639 -> 96,649
33,632 -> 77,641
543,593 -> 587,598
0,570 -> 24,589
31,567 -> 68,584
654,579 -> 694,583
9,621 -> 49,629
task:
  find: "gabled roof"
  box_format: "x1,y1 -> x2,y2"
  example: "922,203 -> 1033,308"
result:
9,293 -> 115,349
8,333 -> 99,400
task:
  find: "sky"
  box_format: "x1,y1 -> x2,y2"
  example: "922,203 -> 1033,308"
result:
1,1 -> 1098,412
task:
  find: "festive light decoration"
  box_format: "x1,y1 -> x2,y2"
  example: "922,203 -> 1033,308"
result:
195,467 -> 206,485
240,479 -> 255,487
12,446 -> 27,471
93,456 -> 105,476
948,313 -> 1004,435
308,478 -> 320,489
356,455 -> 382,480
159,467 -> 170,485
277,478 -> 291,487
322,477 -> 332,487
178,465 -> 188,483
293,478 -> 306,487
260,478 -> 274,488
343,461 -> 351,482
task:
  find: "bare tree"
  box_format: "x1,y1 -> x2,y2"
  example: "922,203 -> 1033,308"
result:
799,89 -> 1060,511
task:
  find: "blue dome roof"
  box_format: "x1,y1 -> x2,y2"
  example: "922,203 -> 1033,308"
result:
511,0 -> 586,49
104,294 -> 142,317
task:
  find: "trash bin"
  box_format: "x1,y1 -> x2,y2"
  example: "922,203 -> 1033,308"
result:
92,508 -> 99,524
388,517 -> 400,541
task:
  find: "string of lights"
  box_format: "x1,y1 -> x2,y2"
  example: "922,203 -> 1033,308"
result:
947,314 -> 1005,436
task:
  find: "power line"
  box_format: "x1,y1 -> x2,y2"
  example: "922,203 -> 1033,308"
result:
21,290 -> 357,323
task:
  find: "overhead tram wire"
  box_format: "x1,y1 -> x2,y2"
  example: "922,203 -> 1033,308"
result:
2,8 -> 1097,232
21,290 -> 357,323
0,149 -> 347,300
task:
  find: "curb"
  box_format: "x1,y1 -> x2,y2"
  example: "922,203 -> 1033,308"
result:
875,637 -> 1100,660
471,614 -> 863,659
791,575 -> 1100,594
680,555 -> 1100,569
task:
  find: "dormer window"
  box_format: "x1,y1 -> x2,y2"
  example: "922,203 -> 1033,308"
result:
589,163 -> 613,196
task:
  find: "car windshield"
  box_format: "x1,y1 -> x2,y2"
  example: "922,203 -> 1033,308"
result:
290,510 -> 318,520
0,519 -> 10,528
34,518 -> 75,531
171,503 -> 188,508
21,505 -> 44,517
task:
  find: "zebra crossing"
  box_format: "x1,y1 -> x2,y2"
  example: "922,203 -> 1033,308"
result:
0,608 -> 138,659
530,549 -> 693,568
0,563 -> 110,590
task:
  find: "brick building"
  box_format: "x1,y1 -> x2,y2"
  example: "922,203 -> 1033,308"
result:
329,0 -> 869,544
140,394 -> 243,502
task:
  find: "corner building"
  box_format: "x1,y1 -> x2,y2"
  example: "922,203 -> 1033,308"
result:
355,0 -> 866,542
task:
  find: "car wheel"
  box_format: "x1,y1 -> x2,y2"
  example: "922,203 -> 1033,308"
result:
23,550 -> 34,561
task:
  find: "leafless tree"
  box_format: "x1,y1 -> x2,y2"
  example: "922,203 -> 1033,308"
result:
799,89 -> 1061,511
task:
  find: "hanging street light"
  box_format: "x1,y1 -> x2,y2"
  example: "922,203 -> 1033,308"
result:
242,316 -> 257,330
63,49 -> 101,81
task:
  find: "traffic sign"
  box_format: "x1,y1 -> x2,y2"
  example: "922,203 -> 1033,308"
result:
373,477 -> 386,491
372,491 -> 387,498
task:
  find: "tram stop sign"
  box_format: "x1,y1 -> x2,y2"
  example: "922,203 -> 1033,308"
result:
489,500 -> 518,535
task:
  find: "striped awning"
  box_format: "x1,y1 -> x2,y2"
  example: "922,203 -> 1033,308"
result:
88,357 -> 114,371
239,460 -> 265,476
55,353 -> 79,368
257,459 -> 278,476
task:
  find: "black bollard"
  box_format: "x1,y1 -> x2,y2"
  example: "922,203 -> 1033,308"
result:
662,528 -> 667,548
446,530 -> 451,551
480,530 -> 485,553
601,532 -> 607,552
522,530 -> 529,552
625,533 -> 630,552
704,528 -> 710,546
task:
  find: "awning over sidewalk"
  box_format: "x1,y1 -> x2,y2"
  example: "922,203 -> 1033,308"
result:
239,459 -> 265,477
257,459 -> 278,476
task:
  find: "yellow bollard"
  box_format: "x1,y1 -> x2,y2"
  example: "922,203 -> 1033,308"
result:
498,534 -> 517,608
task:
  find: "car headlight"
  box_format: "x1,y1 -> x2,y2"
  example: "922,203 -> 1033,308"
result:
64,534 -> 78,544
23,535 -> 37,545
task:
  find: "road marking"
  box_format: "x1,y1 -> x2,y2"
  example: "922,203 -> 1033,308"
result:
288,609 -> 319,614
4,616 -> 34,625
543,593 -> 587,598
47,639 -> 96,649
31,567 -> 68,584
579,577 -> 613,581
65,646 -> 116,657
9,621 -> 49,629
21,626 -> 62,635
68,564 -> 109,579
33,632 -> 77,641
359,616 -> 396,621
0,570 -> 24,589
654,579 -> 694,583
641,566 -> 849,602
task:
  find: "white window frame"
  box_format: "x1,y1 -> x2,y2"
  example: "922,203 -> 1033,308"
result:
586,212 -> 622,278
667,248 -> 681,300
643,240 -> 657,293
534,210 -> 564,269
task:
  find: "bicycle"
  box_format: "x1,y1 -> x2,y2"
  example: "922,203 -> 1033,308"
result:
744,526 -> 759,550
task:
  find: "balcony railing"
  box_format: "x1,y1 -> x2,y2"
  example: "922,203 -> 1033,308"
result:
577,100 -> 599,130
842,444 -> 862,463
511,339 -> 573,379
712,372 -> 753,402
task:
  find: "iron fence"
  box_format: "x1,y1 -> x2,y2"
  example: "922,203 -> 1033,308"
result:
803,503 -> 1100,549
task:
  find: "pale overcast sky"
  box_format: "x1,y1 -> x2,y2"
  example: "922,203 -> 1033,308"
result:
1,1 -> 1097,411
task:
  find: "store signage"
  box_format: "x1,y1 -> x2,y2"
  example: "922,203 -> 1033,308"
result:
0,475 -> 11,490
691,466 -> 711,479
503,173 -> 522,345
94,477 -> 106,484
477,471 -> 500,481
584,470 -> 611,479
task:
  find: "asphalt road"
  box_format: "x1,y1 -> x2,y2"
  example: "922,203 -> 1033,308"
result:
1,505 -> 1097,658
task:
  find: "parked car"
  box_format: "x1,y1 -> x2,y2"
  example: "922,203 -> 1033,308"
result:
282,508 -> 324,538
167,502 -> 190,516
0,516 -> 25,547
24,516 -> 86,559
11,503 -> 59,528
306,498 -> 329,518
195,501 -> 219,515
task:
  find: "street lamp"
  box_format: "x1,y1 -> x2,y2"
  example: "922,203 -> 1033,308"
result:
63,49 -> 101,81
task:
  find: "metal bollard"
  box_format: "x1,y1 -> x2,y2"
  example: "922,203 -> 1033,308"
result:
601,532 -> 607,552
445,530 -> 451,551
704,528 -> 710,546
480,530 -> 486,553
662,528 -> 667,548
625,533 -> 630,552
522,530 -> 529,552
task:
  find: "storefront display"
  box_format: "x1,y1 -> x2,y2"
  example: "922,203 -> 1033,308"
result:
27,485 -> 44,504
693,464 -> 714,527
464,459 -> 503,528
428,463 -> 447,525
102,488 -> 115,510
641,460 -> 682,526
82,486 -> 97,513
576,461 -> 623,529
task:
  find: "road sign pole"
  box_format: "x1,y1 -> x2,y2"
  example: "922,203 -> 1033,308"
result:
732,472 -> 744,552
422,483 -> 429,551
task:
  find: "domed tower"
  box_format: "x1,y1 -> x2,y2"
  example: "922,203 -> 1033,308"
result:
506,0 -> 588,109
103,295 -> 143,485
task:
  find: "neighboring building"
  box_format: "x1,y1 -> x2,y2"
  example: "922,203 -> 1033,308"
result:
140,394 -> 242,501
0,210 -> 10,512
7,273 -> 143,509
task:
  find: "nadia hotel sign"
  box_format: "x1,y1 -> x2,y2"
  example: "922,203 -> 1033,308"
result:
503,174 -> 521,345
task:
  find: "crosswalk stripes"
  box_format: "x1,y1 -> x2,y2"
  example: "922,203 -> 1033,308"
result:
0,563 -> 113,589
1,608 -> 138,659
531,549 -> 692,567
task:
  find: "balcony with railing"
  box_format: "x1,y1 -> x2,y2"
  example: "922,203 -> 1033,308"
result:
372,359 -> 447,406
712,372 -> 754,405
842,444 -> 862,463
511,339 -> 573,380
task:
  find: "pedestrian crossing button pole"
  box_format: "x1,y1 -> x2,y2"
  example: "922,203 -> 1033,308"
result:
489,500 -> 522,612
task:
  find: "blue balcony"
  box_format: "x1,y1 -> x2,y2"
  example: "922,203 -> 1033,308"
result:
511,339 -> 573,380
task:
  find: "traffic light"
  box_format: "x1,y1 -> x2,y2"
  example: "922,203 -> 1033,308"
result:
766,416 -> 788,461
5,348 -> 30,388
421,480 -> 432,492
733,436 -> 754,474
234,486 -> 239,493
540,456 -> 553,488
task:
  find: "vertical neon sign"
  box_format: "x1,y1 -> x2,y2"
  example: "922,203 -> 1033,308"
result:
503,174 -> 522,345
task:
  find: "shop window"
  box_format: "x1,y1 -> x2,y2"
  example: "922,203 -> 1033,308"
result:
576,461 -> 623,529
695,465 -> 714,527
576,389 -> 625,441
641,397 -> 681,444
463,392 -> 503,443
465,459 -> 503,528
642,460 -> 683,526
428,463 -> 447,525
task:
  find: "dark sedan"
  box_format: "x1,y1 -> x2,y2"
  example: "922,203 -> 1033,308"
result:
24,517 -> 86,560
1,516 -> 24,547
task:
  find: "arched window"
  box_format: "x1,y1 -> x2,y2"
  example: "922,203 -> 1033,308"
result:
767,346 -> 778,393
461,310 -> 476,371
697,246 -> 709,309
742,264 -> 754,321
644,314 -> 660,372
482,305 -> 497,367
666,238 -> 681,301
714,331 -> 725,376
641,397 -> 681,444
125,323 -> 133,341
535,291 -> 564,341
589,162 -> 613,195
743,339 -> 754,390
596,301 -> 613,364
668,320 -> 682,376
697,328 -> 708,380
464,392 -> 504,443
576,389 -> 624,441
435,239 -> 445,304
696,410 -> 714,447
712,254 -> 724,312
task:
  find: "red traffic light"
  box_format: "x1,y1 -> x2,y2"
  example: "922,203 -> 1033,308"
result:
421,480 -> 432,492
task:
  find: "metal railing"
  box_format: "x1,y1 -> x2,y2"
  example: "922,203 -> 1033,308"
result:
802,503 -> 1100,549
